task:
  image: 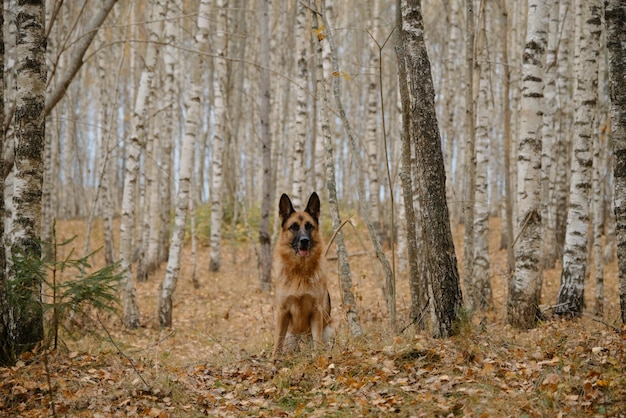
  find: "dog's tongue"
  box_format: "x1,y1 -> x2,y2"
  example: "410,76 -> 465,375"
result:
298,249 -> 309,257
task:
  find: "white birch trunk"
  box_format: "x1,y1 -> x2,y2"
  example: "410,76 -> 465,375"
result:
462,0 -> 476,306
553,0 -> 574,260
472,5 -> 492,310
158,0 -> 210,326
120,0 -> 165,328
159,0 -> 181,265
541,0 -> 560,269
10,0 -> 46,351
555,0 -> 601,317
507,0 -> 551,329
365,0 -> 381,237
291,0 -> 308,209
209,0 -> 228,272
158,82 -> 200,327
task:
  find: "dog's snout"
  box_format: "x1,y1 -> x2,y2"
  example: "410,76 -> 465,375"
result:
299,237 -> 310,248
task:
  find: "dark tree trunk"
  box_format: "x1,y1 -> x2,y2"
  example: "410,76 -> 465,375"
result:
396,0 -> 463,338
258,0 -> 273,292
605,0 -> 626,323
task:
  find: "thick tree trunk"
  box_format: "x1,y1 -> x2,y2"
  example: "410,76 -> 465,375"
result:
507,0 -> 551,329
397,0 -> 463,338
555,0 -> 601,317
605,0 -> 626,324
10,0 -> 46,352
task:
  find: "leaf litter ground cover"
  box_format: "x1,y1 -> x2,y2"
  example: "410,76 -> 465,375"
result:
1,218 -> 625,417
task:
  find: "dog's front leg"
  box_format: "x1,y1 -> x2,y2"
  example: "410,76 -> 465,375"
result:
311,310 -> 324,351
272,310 -> 290,359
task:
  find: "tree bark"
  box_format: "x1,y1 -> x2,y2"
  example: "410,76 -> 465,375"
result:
10,0 -> 46,353
396,0 -> 463,338
258,0 -> 273,292
605,0 -> 626,323
463,0 -> 477,311
555,0 -> 601,317
209,0 -> 228,273
0,0 -> 9,365
291,0 -> 309,209
471,0 -> 493,311
119,0 -> 165,328
508,0 -> 551,329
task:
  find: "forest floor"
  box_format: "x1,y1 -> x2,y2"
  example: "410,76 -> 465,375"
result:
1,217 -> 626,417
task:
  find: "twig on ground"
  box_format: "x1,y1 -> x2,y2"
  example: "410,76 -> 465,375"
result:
585,313 -> 625,335
97,313 -> 151,391
130,329 -> 176,353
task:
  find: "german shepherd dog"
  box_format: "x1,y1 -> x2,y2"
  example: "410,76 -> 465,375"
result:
272,192 -> 333,359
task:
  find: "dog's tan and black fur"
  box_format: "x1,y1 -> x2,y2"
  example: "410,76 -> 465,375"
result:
272,192 -> 333,359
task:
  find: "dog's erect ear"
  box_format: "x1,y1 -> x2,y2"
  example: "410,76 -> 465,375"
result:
279,194 -> 295,226
305,192 -> 320,224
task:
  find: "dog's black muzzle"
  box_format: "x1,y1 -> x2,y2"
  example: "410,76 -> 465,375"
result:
292,231 -> 312,257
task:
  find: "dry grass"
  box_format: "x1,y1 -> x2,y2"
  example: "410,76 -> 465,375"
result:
1,217 -> 625,417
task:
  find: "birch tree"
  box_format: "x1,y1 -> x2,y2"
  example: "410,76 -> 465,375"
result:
605,0 -> 626,323
507,0 -> 551,329
462,0 -> 477,311
258,0 -> 273,291
470,0 -> 493,311
541,0 -> 560,269
555,0 -> 602,317
119,0 -> 165,328
0,1 -> 8,364
291,0 -> 309,209
396,0 -> 463,338
365,0 -> 382,237
157,0 -> 210,327
500,0 -> 515,274
10,0 -> 46,353
209,0 -> 228,273
313,3 -> 362,336
323,2 -> 396,325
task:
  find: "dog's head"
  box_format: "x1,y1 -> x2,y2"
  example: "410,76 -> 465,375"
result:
279,192 -> 320,257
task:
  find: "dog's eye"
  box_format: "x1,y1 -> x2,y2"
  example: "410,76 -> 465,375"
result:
289,223 -> 299,232
305,222 -> 314,231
